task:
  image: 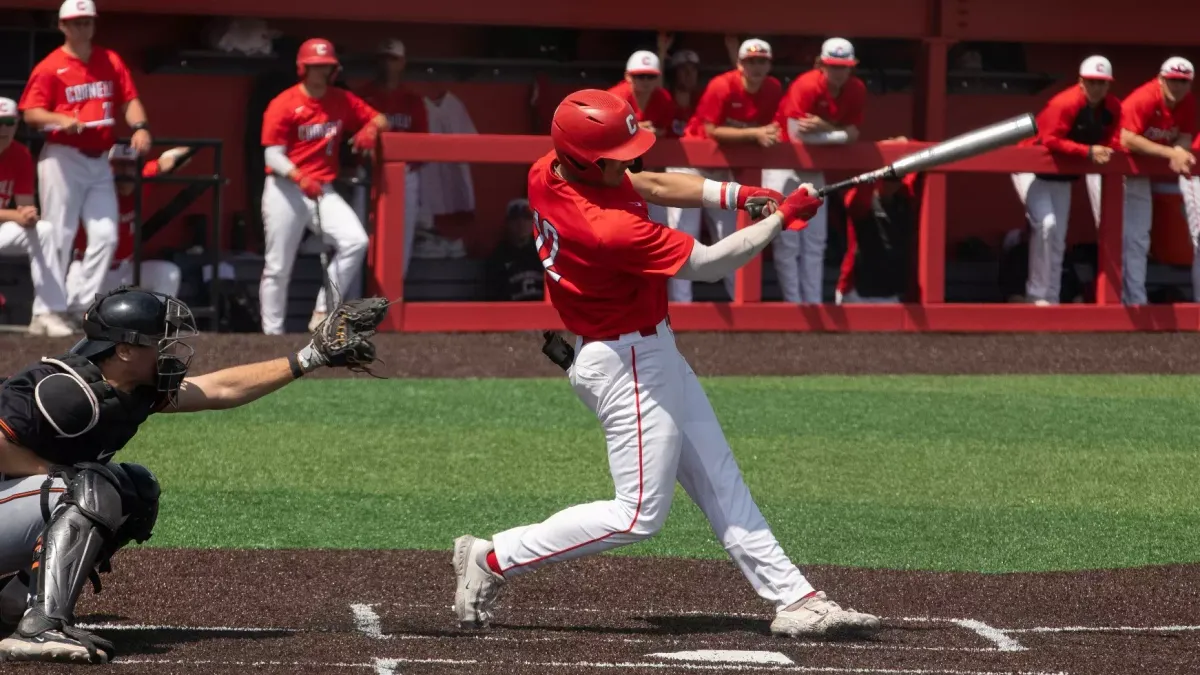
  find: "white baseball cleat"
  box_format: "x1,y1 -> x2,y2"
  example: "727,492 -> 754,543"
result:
27,312 -> 76,338
770,591 -> 881,638
452,534 -> 505,629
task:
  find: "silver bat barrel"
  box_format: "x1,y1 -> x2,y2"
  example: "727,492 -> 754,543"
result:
889,112 -> 1037,177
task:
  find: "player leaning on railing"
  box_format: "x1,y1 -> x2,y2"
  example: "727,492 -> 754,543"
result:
0,287 -> 388,664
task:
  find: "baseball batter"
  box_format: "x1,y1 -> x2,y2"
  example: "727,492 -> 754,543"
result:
609,50 -> 676,225
260,38 -> 387,334
766,38 -> 866,304
1119,57 -> 1196,305
667,38 -> 782,302
452,89 -> 881,640
1011,56 -> 1122,305
19,0 -> 152,317
358,39 -> 427,279
66,144 -> 191,300
0,98 -> 72,337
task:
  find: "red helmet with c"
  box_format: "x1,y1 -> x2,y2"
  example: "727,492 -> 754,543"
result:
550,89 -> 655,183
296,38 -> 341,80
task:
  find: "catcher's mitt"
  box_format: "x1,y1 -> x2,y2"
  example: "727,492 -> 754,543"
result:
310,297 -> 391,375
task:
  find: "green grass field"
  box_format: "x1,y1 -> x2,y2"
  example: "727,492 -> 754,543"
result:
119,375 -> 1200,573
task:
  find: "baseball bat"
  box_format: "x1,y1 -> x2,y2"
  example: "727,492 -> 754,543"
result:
745,113 -> 1038,219
312,196 -> 340,316
42,118 -> 115,131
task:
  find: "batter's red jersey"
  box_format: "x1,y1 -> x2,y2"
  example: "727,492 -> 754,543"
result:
684,70 -> 782,139
775,69 -> 867,142
1121,79 -> 1196,146
261,85 -> 379,182
19,46 -> 138,155
72,159 -> 160,265
358,82 -> 429,133
1021,85 -> 1122,157
0,142 -> 34,205
526,151 -> 694,338
607,81 -> 677,135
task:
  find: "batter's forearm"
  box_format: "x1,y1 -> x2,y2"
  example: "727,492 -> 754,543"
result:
124,98 -> 147,126
629,171 -> 705,207
674,212 -> 783,281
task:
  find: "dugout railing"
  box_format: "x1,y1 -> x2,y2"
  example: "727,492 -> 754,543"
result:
371,133 -> 1199,334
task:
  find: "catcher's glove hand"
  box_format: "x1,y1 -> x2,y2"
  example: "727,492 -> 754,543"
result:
296,297 -> 392,376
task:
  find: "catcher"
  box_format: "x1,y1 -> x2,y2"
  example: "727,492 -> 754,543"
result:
0,286 -> 389,664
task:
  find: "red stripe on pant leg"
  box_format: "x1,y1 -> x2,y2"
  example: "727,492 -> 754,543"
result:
0,488 -> 65,505
502,346 -> 645,574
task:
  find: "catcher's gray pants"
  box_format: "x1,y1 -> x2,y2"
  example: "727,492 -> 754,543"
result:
0,474 -> 65,577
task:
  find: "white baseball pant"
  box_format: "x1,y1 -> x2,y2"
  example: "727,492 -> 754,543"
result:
664,167 -> 737,302
1121,176 -> 1154,305
401,166 -> 420,280
259,175 -> 369,334
67,258 -> 181,299
762,169 -> 827,303
37,143 -> 119,314
491,320 -> 816,611
1179,175 -> 1200,300
0,220 -> 70,315
1011,173 -> 1102,304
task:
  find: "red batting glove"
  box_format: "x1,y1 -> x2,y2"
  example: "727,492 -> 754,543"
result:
296,173 -> 325,200
776,188 -> 823,231
736,186 -> 785,218
352,125 -> 379,154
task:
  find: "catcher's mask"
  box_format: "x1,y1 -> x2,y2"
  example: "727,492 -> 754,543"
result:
71,286 -> 199,406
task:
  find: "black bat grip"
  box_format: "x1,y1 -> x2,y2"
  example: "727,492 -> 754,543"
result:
816,177 -> 861,197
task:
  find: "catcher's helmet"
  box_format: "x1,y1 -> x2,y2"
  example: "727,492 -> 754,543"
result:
71,286 -> 199,405
551,89 -> 655,183
297,38 -> 341,80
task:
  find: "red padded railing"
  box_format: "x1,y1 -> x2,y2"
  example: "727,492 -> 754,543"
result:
369,134 -> 1199,333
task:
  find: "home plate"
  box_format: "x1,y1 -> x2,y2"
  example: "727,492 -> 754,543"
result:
647,650 -> 795,665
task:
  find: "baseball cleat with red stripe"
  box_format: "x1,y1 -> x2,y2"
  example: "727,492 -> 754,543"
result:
452,534 -> 506,629
770,591 -> 881,638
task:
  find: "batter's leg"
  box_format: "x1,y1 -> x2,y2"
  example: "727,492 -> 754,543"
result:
35,146 -> 86,317
794,171 -> 827,304
68,167 -> 119,312
1023,177 -> 1061,303
665,167 -> 703,303
138,260 -> 182,297
1121,177 -> 1153,306
1180,175 -> 1200,300
259,176 -> 310,334
490,334 -> 687,576
312,190 -> 369,314
762,169 -> 802,303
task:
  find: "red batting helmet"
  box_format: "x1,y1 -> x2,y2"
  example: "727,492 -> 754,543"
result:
551,89 -> 655,183
297,38 -> 341,79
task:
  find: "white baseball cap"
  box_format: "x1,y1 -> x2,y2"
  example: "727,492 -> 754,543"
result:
668,49 -> 700,69
59,0 -> 96,20
0,97 -> 16,119
737,39 -> 772,61
625,50 -> 660,76
1160,56 -> 1195,80
380,39 -> 405,58
1079,55 -> 1113,81
820,38 -> 858,67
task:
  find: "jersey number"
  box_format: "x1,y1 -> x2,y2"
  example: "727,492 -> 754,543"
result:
102,101 -> 112,122
532,210 -> 562,283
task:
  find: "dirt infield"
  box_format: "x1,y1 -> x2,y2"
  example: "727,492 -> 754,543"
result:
5,331 -> 1200,377
5,550 -> 1188,674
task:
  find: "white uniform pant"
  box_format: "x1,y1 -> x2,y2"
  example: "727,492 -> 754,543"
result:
664,167 -> 737,302
401,166 -> 420,281
0,220 -> 69,315
762,169 -> 827,303
38,143 -> 119,314
1011,173 -> 1101,304
67,258 -> 181,299
259,175 -> 369,334
1179,175 -> 1200,301
491,320 -> 814,611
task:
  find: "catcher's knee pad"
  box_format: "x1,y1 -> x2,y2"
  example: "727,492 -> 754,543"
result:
110,462 -> 160,546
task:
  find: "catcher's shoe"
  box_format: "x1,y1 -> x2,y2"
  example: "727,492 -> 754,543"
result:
770,591 -> 881,638
0,610 -> 114,664
453,535 -> 506,629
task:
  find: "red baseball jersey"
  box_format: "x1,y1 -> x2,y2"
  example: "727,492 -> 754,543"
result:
775,69 -> 867,142
261,85 -> 379,182
0,142 -> 34,206
72,159 -> 160,265
1022,85 -> 1122,157
1121,79 -> 1196,146
19,46 -> 138,154
358,82 -> 429,133
607,81 -> 677,135
685,70 -> 782,139
670,90 -> 698,138
526,151 -> 694,338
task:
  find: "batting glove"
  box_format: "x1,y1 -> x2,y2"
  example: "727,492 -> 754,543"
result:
776,187 -> 823,231
738,186 -> 785,219
297,173 -> 325,200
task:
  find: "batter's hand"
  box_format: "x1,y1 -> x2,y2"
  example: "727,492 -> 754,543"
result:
738,187 -> 785,219
297,173 -> 325,199
130,128 -> 152,155
351,125 -> 379,156
15,205 -> 39,228
1089,146 -> 1114,165
776,184 -> 823,231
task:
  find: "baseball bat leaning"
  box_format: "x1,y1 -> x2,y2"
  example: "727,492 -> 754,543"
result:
745,113 -> 1037,219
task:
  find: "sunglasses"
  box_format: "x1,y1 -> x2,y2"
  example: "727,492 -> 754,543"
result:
0,120 -> 16,127
631,74 -> 658,81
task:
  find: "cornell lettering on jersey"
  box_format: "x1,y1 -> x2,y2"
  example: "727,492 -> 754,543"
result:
64,81 -> 113,105
1143,125 -> 1180,144
298,121 -> 342,141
